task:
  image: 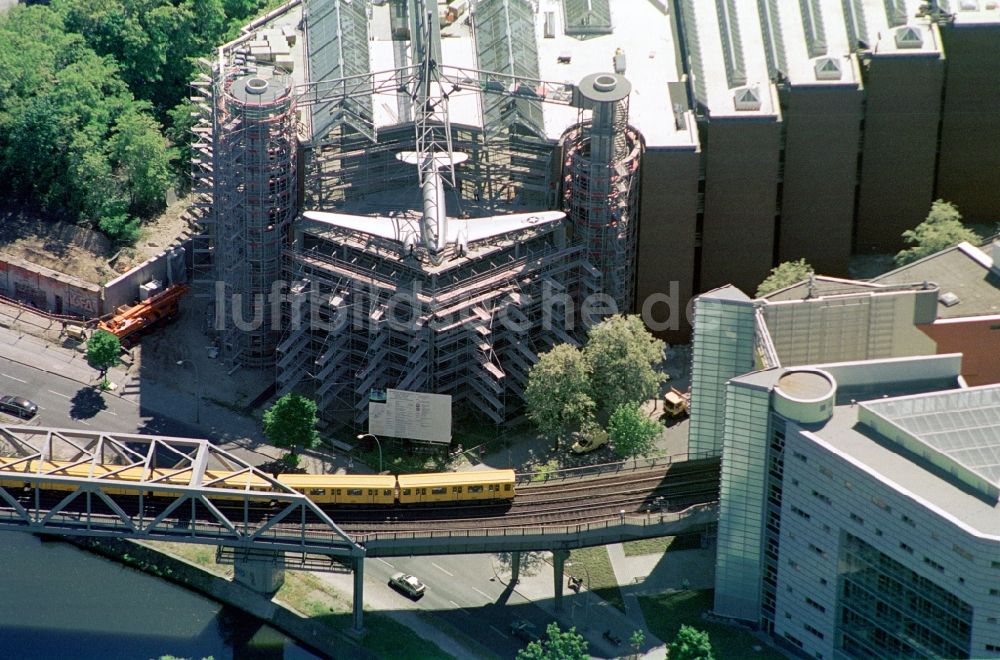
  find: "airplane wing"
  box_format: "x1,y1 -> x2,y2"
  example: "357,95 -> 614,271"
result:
449,210 -> 565,244
302,211 -> 418,243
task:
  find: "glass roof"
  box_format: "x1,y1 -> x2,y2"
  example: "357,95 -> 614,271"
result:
865,387 -> 1000,485
306,0 -> 373,142
563,0 -> 613,35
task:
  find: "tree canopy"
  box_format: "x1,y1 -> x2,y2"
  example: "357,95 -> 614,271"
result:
0,1 -> 279,243
583,315 -> 666,418
668,625 -> 715,660
263,394 -> 321,457
525,344 -> 595,444
607,402 -> 662,459
756,259 -> 814,297
894,199 -> 983,266
516,623 -> 588,660
86,329 -> 121,387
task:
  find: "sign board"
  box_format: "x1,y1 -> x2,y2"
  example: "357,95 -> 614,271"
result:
369,389 -> 452,444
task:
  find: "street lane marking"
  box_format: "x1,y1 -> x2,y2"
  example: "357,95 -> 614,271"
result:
77,419 -> 91,426
473,587 -> 493,601
47,390 -> 71,399
98,409 -> 118,416
377,558 -> 394,568
489,625 -> 509,639
431,562 -> 453,576
448,600 -> 469,613
1,373 -> 26,383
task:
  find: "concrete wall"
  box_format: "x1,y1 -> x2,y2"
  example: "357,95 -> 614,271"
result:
101,244 -> 188,313
936,24 -> 1000,224
920,316 -> 1000,386
636,146 -> 700,341
0,254 -> 100,318
778,85 -> 864,276
700,118 -> 782,295
855,53 -> 945,251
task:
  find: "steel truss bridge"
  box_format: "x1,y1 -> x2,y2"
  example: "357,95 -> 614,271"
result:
0,425 -> 718,633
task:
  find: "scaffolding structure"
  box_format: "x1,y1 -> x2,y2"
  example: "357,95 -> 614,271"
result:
562,73 -> 643,313
210,66 -> 299,367
277,220 -> 597,426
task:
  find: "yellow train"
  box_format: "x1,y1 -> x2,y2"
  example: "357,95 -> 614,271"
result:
0,459 -> 517,506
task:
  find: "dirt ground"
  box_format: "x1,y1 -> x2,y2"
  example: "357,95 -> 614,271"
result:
0,193 -> 195,285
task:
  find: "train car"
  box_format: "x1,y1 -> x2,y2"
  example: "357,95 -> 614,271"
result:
277,473 -> 397,505
397,469 -> 515,505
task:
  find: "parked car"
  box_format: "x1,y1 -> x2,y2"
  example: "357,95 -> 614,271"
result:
388,572 -> 426,599
570,428 -> 609,454
510,619 -> 541,643
0,396 -> 38,419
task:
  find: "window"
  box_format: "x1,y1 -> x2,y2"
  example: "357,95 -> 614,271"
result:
923,557 -> 944,573
452,486 -> 463,494
804,624 -> 825,640
383,489 -> 392,497
347,488 -> 362,496
308,488 -> 326,496
819,466 -> 833,478
468,485 -> 483,493
850,513 -> 864,524
900,542 -> 914,554
809,543 -> 827,558
334,489 -> 342,495
806,597 -> 826,613
988,617 -> 997,624
989,588 -> 1000,597
812,490 -> 831,505
872,496 -> 891,513
819,577 -> 828,586
901,514 -> 916,528
402,488 -> 411,496
793,451 -> 808,463
991,560 -> 1000,569
792,506 -> 811,520
431,487 -> 447,495
784,633 -> 803,649
504,484 -> 511,491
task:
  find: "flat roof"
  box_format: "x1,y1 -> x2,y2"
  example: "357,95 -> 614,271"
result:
945,0 -> 1000,25
872,242 -> 1000,318
806,384 -> 1000,537
770,0 -> 862,86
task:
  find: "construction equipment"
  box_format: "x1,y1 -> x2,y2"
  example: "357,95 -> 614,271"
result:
97,283 -> 189,348
664,386 -> 691,418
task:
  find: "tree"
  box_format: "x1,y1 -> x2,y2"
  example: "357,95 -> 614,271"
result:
668,625 -> 715,660
262,393 -> 320,461
629,629 -> 646,659
525,344 -> 595,445
86,329 -> 121,389
517,623 -> 588,660
109,106 -> 173,216
756,259 -> 814,297
894,199 -> 982,266
582,315 -> 665,418
608,402 -> 662,459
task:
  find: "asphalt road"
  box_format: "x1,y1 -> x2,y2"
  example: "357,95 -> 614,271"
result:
0,357 -> 202,438
369,553 -> 554,658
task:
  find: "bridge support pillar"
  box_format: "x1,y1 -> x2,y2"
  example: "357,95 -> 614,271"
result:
510,551 -> 521,584
552,549 -> 569,612
233,552 -> 285,594
352,554 -> 365,633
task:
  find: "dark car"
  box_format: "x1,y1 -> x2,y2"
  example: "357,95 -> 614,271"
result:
510,619 -> 541,644
0,396 -> 38,419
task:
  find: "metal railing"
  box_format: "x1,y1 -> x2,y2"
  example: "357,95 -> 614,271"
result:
515,452 -> 714,484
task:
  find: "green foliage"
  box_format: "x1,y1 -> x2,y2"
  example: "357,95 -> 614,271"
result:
516,623 -> 588,660
525,344 -> 595,444
756,259 -> 814,297
894,199 -> 983,266
583,315 -> 666,418
0,4 -> 170,241
263,394 -> 320,455
86,329 -> 121,383
98,213 -> 142,246
630,629 -> 646,656
668,625 -> 715,660
608,402 -> 662,459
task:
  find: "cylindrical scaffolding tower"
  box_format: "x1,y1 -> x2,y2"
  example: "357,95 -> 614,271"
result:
214,68 -> 297,366
562,72 -> 642,313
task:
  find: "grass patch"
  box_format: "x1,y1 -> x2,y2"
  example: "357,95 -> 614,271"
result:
566,546 -> 626,614
141,541 -> 233,578
637,590 -> 784,660
275,573 -> 454,659
623,533 -> 702,557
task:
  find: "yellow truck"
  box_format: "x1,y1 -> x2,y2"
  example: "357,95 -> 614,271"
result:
664,387 -> 691,418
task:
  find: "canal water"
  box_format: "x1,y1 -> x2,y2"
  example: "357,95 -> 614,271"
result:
0,532 -> 321,659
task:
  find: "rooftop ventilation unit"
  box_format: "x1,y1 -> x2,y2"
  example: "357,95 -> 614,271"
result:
814,57 -> 843,80
733,86 -> 762,111
939,292 -> 960,307
895,26 -> 924,49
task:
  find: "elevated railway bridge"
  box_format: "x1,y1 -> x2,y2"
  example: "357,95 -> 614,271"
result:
0,425 -> 719,631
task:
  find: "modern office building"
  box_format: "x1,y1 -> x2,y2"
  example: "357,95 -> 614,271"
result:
713,357 -> 1000,659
